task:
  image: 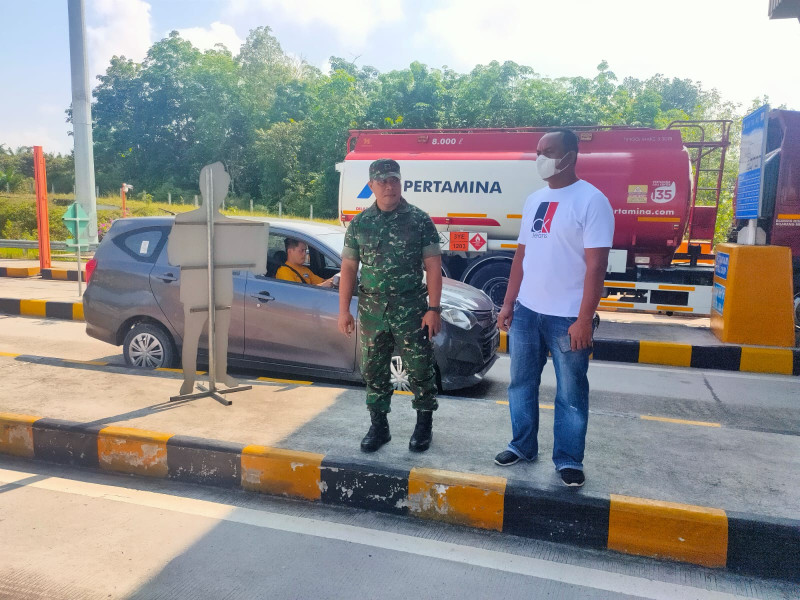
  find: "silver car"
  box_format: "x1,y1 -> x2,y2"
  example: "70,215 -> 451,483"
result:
83,217 -> 499,391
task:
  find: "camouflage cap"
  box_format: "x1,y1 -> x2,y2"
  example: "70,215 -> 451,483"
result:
369,158 -> 401,181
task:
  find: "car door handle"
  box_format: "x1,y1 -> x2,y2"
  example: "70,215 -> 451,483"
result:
250,291 -> 274,302
157,272 -> 177,282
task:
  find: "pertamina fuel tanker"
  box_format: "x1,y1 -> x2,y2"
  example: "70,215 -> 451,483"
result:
338,117 -> 799,322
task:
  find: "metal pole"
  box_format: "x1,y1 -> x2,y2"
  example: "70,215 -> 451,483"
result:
168,192 -> 172,205
76,243 -> 83,297
194,195 -> 199,207
278,202 -> 282,218
310,205 -> 313,220
67,0 -> 98,244
77,247 -> 83,296
249,198 -> 253,213
205,169 -> 216,392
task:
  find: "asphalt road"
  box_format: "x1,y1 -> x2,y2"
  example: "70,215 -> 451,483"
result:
0,457 -> 795,600
2,314 -> 800,597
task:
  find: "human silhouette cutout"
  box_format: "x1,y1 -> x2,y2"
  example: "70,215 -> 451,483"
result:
167,162 -> 267,396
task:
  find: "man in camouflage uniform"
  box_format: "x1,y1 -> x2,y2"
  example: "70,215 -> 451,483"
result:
338,158 -> 443,453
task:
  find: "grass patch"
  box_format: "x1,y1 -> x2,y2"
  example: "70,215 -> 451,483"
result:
0,191 -> 341,249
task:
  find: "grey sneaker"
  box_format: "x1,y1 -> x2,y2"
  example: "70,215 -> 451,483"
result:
494,450 -> 520,466
560,468 -> 585,487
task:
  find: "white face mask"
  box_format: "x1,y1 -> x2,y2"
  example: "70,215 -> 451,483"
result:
536,152 -> 572,180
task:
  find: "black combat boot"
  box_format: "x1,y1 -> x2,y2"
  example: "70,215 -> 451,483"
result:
408,410 -> 433,452
360,409 -> 391,452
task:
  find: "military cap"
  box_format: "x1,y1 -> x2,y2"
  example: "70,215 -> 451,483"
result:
369,158 -> 401,181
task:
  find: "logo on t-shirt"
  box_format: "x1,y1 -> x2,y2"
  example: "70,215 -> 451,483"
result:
531,201 -> 559,237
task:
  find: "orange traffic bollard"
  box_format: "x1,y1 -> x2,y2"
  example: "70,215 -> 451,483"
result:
33,146 -> 51,269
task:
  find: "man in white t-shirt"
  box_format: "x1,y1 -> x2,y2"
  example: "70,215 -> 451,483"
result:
493,129 -> 615,487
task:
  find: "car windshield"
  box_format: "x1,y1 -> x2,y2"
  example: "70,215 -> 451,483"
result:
316,232 -> 346,257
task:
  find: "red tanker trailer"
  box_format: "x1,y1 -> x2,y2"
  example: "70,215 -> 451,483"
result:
338,117 -> 798,320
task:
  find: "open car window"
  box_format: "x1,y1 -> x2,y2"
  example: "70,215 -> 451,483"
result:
261,231 -> 335,284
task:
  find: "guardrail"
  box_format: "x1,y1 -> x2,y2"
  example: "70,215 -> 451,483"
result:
0,239 -> 98,251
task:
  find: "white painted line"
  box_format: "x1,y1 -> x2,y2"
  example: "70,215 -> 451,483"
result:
0,467 -> 749,600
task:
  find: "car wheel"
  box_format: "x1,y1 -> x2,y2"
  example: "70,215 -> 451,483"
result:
390,355 -> 412,392
390,355 -> 444,394
123,322 -> 175,369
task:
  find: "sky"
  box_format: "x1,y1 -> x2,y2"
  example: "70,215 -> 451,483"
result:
1,0 -> 798,155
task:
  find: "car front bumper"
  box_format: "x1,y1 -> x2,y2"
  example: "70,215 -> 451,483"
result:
435,323 -> 500,391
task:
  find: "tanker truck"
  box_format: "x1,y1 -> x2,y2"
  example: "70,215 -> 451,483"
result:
337,113 -> 800,324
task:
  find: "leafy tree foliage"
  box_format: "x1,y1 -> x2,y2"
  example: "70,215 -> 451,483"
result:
0,146 -> 73,194
7,28 -> 752,224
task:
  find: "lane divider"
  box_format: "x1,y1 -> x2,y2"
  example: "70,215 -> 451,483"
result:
2,300 -> 798,376
0,298 -> 84,321
498,330 -> 799,375
1,411 -> 796,581
0,266 -> 84,280
41,268 -> 86,282
608,494 -> 728,568
0,266 -> 40,278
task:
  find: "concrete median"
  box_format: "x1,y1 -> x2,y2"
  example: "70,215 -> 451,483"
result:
1,410 -> 797,581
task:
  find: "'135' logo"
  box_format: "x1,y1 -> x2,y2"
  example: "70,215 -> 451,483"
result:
651,182 -> 675,203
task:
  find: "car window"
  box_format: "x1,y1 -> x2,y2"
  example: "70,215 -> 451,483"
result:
261,231 -> 333,285
322,253 -> 338,269
114,227 -> 168,263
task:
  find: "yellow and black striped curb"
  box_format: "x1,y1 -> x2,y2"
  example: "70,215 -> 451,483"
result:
500,331 -> 799,375
1,411 -> 796,582
40,267 -> 86,282
0,266 -> 84,281
0,266 -> 40,278
0,298 -> 84,321
1,299 -> 797,376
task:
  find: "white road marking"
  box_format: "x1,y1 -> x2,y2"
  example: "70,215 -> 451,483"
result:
0,467 -> 749,600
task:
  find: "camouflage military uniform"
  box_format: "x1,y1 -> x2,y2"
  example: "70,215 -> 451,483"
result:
342,198 -> 441,413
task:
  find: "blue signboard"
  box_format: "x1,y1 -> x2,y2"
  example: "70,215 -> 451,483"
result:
735,105 -> 770,220
714,251 -> 729,280
712,282 -> 726,315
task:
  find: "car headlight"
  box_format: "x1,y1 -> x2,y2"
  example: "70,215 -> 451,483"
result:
441,307 -> 478,330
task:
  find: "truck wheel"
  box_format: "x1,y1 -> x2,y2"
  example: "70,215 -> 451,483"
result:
123,322 -> 176,369
467,262 -> 511,309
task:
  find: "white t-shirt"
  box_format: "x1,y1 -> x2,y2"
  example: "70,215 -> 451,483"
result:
516,179 -> 615,317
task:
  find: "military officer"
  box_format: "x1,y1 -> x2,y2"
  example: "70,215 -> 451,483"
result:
338,158 -> 443,453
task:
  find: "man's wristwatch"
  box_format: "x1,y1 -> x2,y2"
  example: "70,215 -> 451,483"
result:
426,306 -> 442,314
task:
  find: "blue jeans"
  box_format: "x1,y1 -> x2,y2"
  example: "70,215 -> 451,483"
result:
506,303 -> 590,471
